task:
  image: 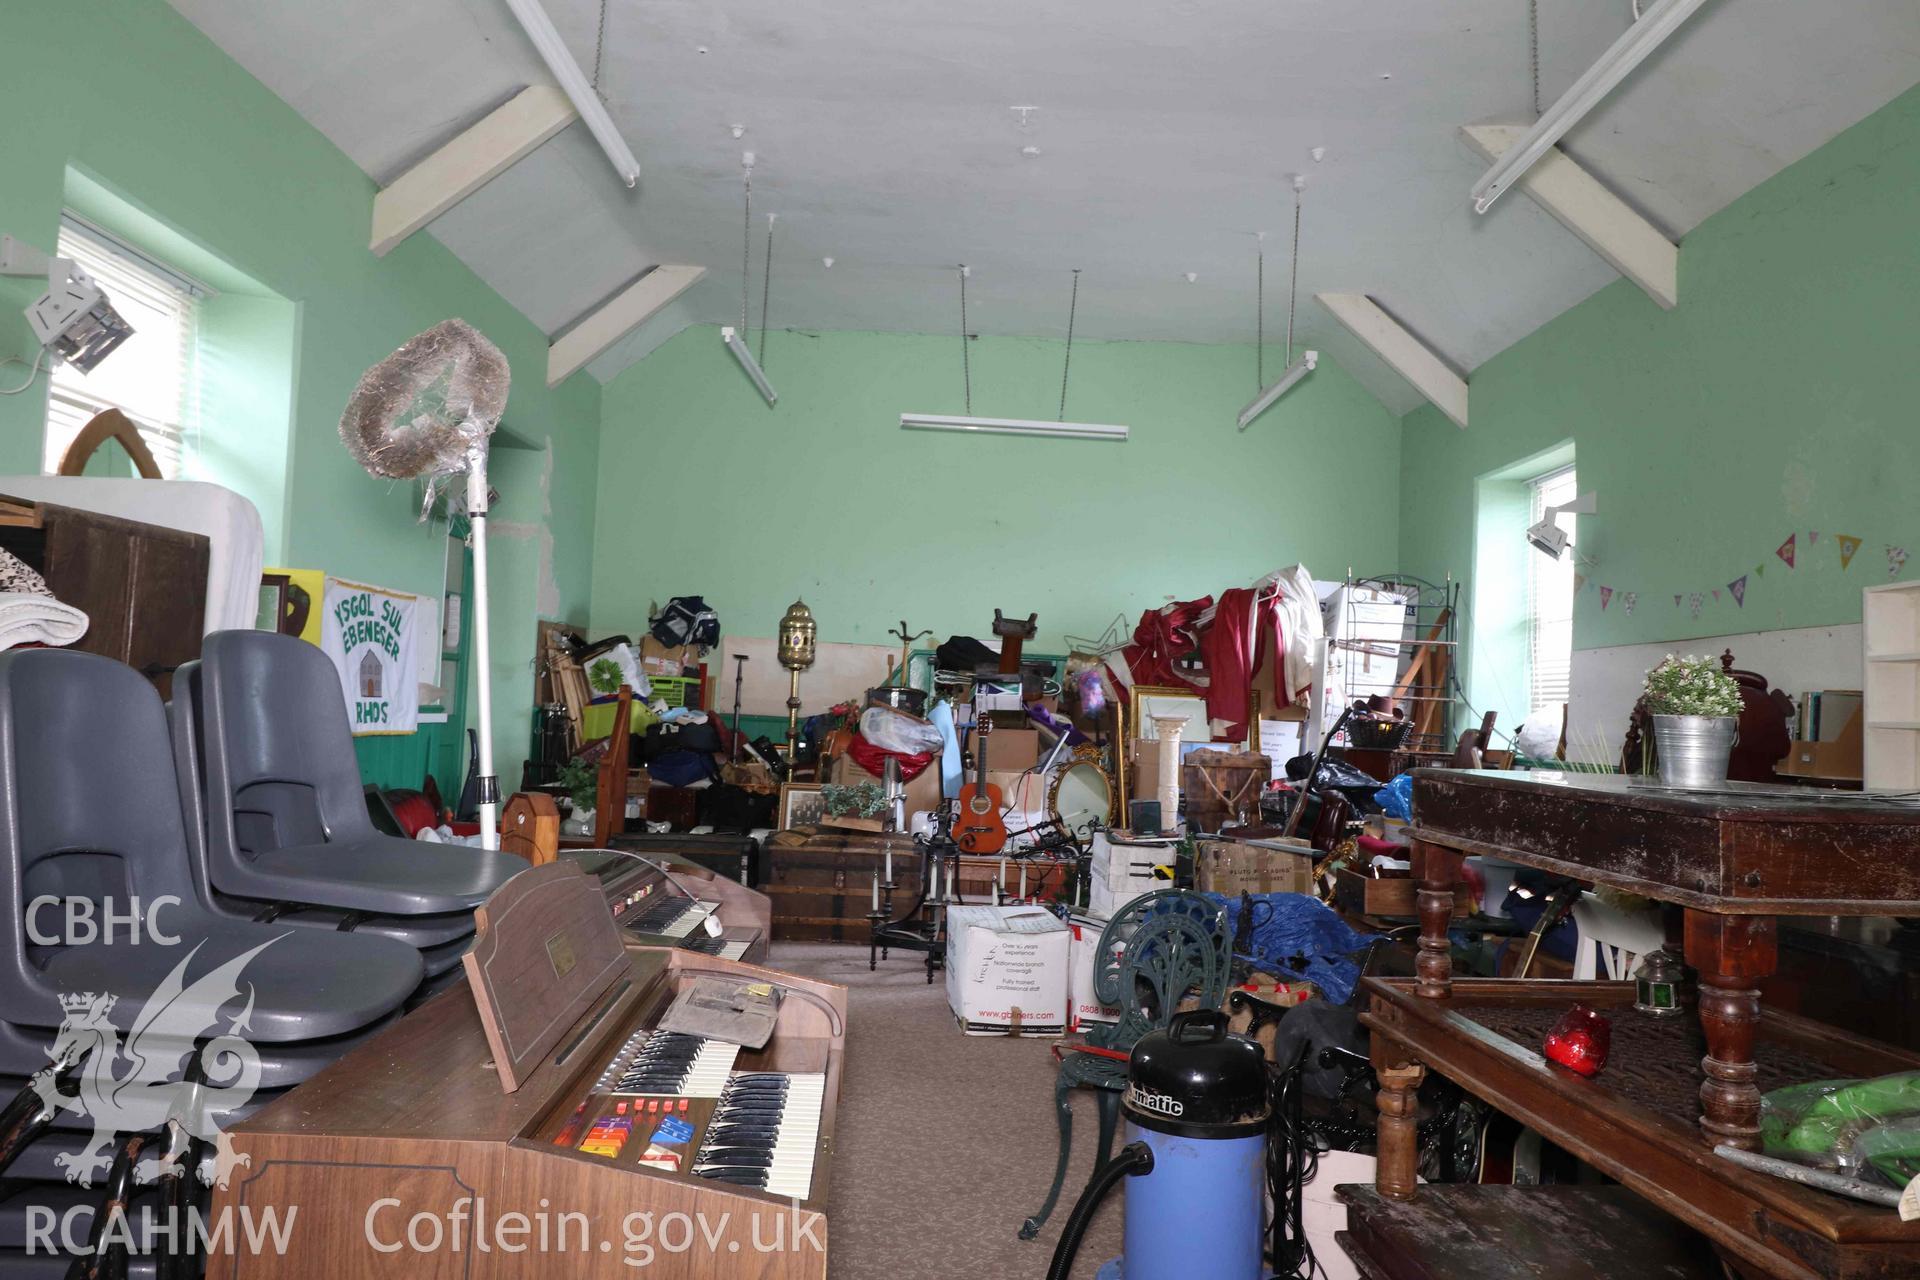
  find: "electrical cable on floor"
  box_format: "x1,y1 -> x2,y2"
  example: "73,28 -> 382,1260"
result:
0,351 -> 46,396
1268,1042 -> 1325,1280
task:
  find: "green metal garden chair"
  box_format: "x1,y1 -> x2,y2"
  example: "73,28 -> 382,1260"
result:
1017,888 -> 1233,1239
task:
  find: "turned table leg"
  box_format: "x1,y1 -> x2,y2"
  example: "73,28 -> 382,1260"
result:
1413,839 -> 1462,999
1683,911 -> 1777,1151
1374,1060 -> 1426,1200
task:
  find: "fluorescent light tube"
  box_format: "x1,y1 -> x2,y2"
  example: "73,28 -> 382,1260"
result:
721,326 -> 777,405
900,413 -> 1127,442
1237,351 -> 1318,430
501,0 -> 642,188
1470,0 -> 1709,213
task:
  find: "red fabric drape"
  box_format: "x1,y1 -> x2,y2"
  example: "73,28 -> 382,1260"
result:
845,732 -> 936,781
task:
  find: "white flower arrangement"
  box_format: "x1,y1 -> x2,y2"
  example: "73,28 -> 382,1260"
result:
1642,654 -> 1743,719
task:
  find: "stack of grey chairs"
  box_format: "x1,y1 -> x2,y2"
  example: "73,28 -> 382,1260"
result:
169,631 -> 524,998
0,649 -> 428,1278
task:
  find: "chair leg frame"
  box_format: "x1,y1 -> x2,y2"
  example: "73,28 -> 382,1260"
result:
1020,1075 -> 1080,1239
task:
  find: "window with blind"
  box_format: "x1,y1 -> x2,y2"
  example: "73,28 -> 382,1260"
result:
42,214 -> 205,479
1527,465 -> 1578,712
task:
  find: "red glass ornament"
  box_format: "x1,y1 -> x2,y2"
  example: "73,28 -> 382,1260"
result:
1542,1004 -> 1612,1077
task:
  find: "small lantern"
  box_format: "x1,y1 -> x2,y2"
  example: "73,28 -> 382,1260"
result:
1633,947 -> 1688,1018
777,599 -> 818,761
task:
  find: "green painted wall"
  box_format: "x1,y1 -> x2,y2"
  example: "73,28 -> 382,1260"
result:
1400,84 -> 1920,724
592,326 -> 1402,658
1,0 -> 601,790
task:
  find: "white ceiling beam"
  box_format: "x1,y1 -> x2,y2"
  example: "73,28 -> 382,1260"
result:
1461,124 -> 1678,310
370,86 -> 577,257
1470,0 -> 1711,212
547,265 -> 707,387
1317,293 -> 1469,429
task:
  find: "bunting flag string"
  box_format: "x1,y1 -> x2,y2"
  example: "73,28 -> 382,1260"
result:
1573,573 -> 1588,594
1595,527 -> 1898,624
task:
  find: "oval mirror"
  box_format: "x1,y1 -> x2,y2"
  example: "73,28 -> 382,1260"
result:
1049,750 -> 1114,835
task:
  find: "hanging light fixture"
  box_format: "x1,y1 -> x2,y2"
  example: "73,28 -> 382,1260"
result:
723,154 -> 777,405
1239,176 -> 1317,430
901,266 -> 1128,442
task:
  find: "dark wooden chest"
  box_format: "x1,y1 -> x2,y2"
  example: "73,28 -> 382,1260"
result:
765,828 -> 924,942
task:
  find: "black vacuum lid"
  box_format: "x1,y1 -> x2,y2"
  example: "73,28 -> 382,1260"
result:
1125,1010 -> 1270,1137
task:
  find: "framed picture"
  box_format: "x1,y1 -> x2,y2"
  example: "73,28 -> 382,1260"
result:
778,782 -> 826,830
1129,685 -> 1210,741
256,574 -> 289,632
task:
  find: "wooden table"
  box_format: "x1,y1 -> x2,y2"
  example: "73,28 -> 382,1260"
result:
1362,769 -> 1920,1280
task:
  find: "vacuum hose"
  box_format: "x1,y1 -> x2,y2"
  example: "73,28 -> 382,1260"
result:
1045,1140 -> 1154,1280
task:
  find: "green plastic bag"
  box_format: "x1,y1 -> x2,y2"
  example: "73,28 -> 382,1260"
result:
1761,1071 -> 1920,1186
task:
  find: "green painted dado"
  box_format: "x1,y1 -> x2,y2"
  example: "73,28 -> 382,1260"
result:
1,0 -> 602,790
1400,83 -> 1920,718
592,326 -> 1402,656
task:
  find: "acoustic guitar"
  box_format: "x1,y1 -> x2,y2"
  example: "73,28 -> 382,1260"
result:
954,712 -> 1008,855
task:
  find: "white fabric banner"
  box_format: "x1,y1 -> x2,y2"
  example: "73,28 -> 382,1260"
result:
321,576 -> 420,736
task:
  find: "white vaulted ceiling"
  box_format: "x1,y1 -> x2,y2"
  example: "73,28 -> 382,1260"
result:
168,0 -> 1920,412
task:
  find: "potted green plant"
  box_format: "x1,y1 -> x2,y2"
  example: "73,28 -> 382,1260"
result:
1642,654 -> 1743,787
557,758 -> 599,835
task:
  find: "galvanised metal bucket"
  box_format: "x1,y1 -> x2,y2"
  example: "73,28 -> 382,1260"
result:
1652,714 -> 1738,788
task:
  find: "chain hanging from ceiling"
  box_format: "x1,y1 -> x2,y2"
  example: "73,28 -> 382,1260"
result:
759,214 -> 776,366
1058,269 -> 1082,421
740,161 -> 753,345
957,265 -> 972,415
1286,180 -> 1301,368
1256,232 -> 1265,390
1529,0 -> 1541,118
593,0 -> 611,102
1253,179 -> 1304,389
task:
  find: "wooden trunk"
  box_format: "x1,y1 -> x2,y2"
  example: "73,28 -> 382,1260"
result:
765,828 -> 923,942
1181,749 -> 1271,835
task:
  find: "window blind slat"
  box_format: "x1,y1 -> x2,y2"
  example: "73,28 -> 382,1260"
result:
1528,466 -> 1578,713
43,219 -> 198,478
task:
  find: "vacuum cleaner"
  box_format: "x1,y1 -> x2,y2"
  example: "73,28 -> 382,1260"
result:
1047,1009 -> 1273,1280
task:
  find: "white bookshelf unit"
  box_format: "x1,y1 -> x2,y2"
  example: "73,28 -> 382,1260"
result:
1862,581 -> 1920,788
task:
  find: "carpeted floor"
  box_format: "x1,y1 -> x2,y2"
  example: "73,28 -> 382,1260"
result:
767,941 -> 1124,1280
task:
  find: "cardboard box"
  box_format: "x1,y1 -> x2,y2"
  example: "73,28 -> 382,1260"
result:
639,634 -> 701,677
945,904 -> 1069,1036
1194,837 -> 1316,896
1067,914 -> 1121,1031
1088,830 -> 1174,917
827,752 -> 942,820
983,727 -> 1040,773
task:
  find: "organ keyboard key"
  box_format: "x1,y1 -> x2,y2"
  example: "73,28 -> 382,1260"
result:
693,1071 -> 826,1200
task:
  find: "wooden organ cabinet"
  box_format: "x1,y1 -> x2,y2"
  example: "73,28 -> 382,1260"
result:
206,863 -> 846,1279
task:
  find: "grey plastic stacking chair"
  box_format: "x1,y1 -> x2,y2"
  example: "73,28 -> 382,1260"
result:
168,660 -> 474,977
190,630 -> 520,917
0,648 -> 426,1041
0,649 -> 427,1280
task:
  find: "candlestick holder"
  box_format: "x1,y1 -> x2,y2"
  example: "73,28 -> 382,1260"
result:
868,832 -> 955,983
